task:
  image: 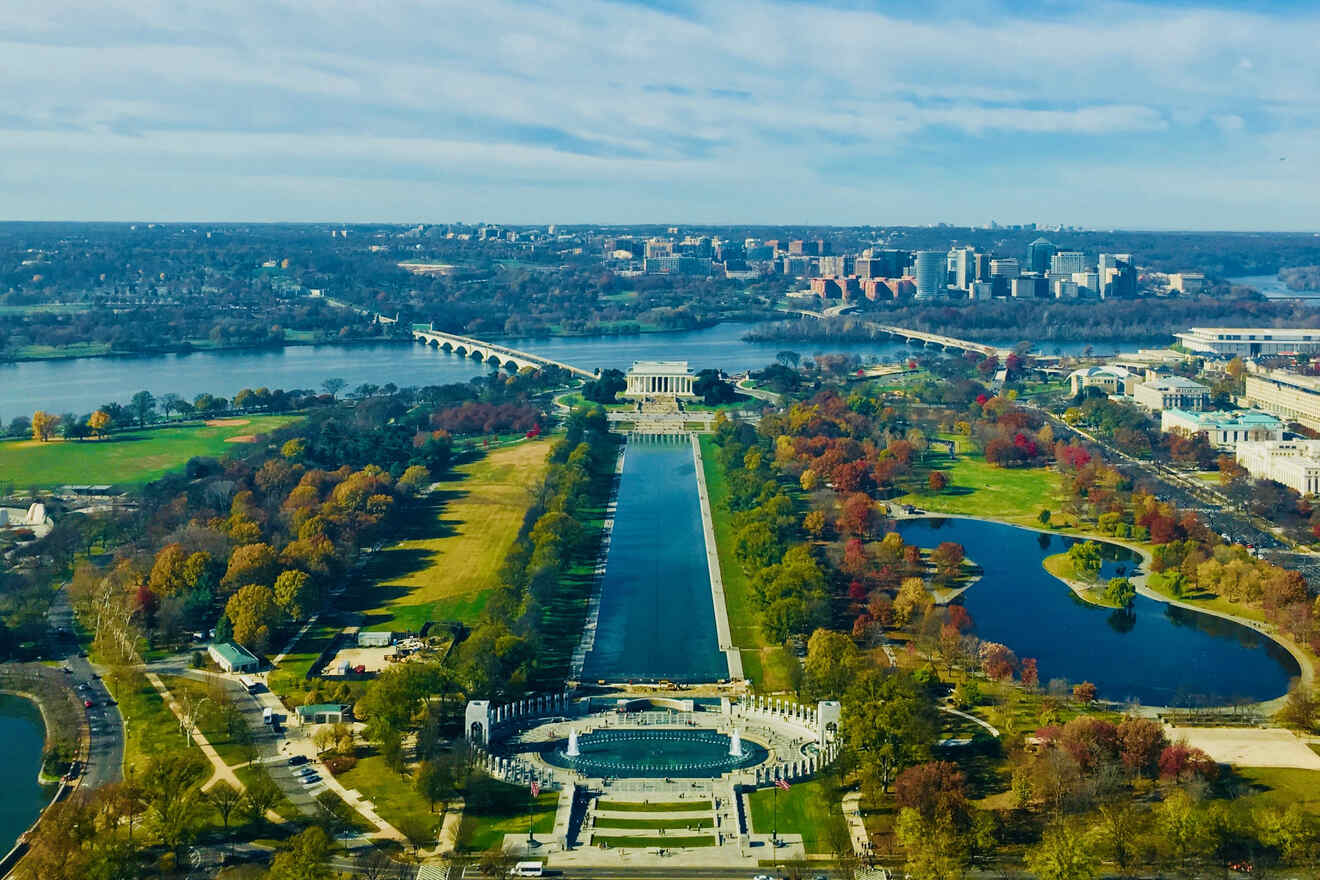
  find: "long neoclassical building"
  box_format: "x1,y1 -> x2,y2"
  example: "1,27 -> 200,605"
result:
623,360 -> 698,398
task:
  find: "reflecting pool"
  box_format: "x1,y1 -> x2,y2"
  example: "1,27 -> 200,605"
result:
895,518 -> 1300,706
541,729 -> 767,778
580,434 -> 726,683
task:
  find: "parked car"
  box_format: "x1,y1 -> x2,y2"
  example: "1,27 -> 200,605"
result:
287,755 -> 308,767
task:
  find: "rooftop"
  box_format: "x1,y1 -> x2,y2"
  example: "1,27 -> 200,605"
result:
210,641 -> 258,667
1142,376 -> 1209,391
627,360 -> 692,376
1165,409 -> 1283,428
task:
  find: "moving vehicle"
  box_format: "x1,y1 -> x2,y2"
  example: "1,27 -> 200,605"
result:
512,863 -> 543,877
262,707 -> 273,725
239,675 -> 261,694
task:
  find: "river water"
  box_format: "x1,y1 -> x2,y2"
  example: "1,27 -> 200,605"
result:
895,518 -> 1298,707
0,696 -> 51,857
580,434 -> 726,683
0,322 -> 1155,417
1228,274 -> 1320,302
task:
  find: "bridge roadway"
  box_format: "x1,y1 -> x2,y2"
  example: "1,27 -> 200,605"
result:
411,326 -> 596,379
785,308 -> 1012,359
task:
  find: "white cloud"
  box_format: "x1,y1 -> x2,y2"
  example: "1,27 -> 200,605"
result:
0,0 -> 1317,225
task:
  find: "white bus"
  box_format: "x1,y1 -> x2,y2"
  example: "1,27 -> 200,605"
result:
239,675 -> 261,694
512,862 -> 543,877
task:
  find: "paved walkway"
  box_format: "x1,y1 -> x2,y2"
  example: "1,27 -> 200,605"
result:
144,671 -> 285,824
842,790 -> 870,857
1166,726 -> 1320,770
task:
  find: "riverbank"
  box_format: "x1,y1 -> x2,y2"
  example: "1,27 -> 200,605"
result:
1,331 -> 411,364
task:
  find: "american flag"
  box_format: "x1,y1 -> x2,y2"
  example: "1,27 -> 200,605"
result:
774,778 -> 791,792
530,781 -> 541,797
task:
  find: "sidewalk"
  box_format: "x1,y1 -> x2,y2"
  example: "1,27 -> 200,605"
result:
144,671 -> 285,823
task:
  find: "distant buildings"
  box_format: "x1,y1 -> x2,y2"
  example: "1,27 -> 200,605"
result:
1168,272 -> 1206,293
1098,253 -> 1137,298
1175,328 -> 1320,358
1243,369 -> 1320,431
1068,365 -> 1133,396
1026,238 -> 1056,274
912,251 -> 947,300
1160,409 -> 1283,449
1050,251 -> 1086,276
1236,440 -> 1320,495
989,258 -> 1020,279
1132,377 -> 1211,411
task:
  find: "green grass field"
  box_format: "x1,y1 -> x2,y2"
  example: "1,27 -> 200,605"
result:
336,751 -> 446,834
900,443 -> 1064,526
748,776 -> 848,854
359,440 -> 551,631
1232,767 -> 1320,815
0,415 -> 299,486
161,674 -> 257,767
266,622 -> 342,701
597,800 -> 712,812
457,779 -> 558,852
112,672 -> 196,775
593,834 -> 716,847
699,436 -> 797,691
594,816 -> 713,830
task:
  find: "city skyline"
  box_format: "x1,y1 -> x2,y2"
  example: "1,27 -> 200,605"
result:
1,0 -> 1317,228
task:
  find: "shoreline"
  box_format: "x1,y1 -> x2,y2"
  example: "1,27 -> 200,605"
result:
0,688 -> 80,876
0,333 -> 413,365
890,511 -> 1316,713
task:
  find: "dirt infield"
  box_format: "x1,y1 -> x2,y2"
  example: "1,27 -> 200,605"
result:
1166,725 -> 1320,770
223,434 -> 257,443
204,418 -> 251,427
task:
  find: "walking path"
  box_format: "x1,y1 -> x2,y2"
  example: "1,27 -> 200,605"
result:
690,433 -> 744,681
143,671 -> 285,824
842,790 -> 870,857
271,614 -> 319,667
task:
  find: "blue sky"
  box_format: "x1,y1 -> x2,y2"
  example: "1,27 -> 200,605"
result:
0,0 -> 1316,228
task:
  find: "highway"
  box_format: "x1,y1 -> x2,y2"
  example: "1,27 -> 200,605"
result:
47,589 -> 123,790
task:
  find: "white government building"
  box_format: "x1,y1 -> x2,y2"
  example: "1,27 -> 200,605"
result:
622,360 -> 698,398
1237,439 -> 1320,495
1174,327 -> 1320,358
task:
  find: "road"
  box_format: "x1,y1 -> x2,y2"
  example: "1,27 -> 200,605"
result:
147,656 -> 321,817
1029,406 -> 1320,579
47,589 -> 123,790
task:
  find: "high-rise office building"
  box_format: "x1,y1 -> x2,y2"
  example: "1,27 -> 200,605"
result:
990,258 -> 1020,279
912,251 -> 948,300
974,252 -> 992,282
1098,253 -> 1137,298
1027,238 -> 1057,274
948,246 -> 976,290
1050,251 -> 1086,276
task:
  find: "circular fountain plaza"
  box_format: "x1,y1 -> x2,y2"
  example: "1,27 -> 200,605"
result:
463,691 -> 841,864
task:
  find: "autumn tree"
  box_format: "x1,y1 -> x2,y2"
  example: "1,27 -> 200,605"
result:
802,628 -> 859,701
224,583 -> 281,651
221,542 -> 279,592
274,569 -> 317,620
31,410 -> 60,442
87,409 -> 111,438
894,577 -> 933,626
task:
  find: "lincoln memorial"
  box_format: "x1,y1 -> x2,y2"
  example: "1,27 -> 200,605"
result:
623,360 -> 698,398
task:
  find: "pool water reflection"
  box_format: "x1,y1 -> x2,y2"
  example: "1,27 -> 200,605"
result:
541,729 -> 768,778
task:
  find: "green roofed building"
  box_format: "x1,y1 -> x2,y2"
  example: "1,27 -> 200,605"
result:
296,704 -> 351,726
208,641 -> 259,673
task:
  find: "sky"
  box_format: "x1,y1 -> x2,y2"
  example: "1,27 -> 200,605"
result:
1,0 -> 1318,229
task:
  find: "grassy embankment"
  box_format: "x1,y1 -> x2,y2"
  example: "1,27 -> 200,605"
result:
0,416 -> 300,487
698,435 -> 799,691
358,440 -> 552,632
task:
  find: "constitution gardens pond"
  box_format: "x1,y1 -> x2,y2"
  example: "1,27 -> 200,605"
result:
895,518 -> 1300,707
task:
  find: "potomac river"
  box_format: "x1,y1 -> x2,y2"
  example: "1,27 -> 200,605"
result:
1,323 -> 1139,417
